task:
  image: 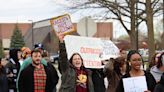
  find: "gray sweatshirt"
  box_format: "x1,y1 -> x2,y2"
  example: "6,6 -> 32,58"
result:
150,65 -> 163,82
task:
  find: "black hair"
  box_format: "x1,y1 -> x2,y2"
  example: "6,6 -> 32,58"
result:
127,50 -> 142,62
9,48 -> 20,62
31,48 -> 42,57
126,50 -> 144,71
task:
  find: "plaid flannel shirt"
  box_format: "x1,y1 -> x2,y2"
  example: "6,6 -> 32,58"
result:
34,64 -> 47,92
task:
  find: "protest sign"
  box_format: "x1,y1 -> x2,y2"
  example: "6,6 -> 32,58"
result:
50,14 -> 75,35
123,76 -> 148,92
100,40 -> 120,60
64,35 -> 102,68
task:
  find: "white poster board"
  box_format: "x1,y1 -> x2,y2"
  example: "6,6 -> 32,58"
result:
64,35 -> 102,68
100,40 -> 120,60
123,76 -> 148,92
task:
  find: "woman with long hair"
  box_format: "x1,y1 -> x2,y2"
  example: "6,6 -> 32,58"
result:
104,57 -> 127,92
149,53 -> 161,69
57,33 -> 94,92
116,50 -> 156,92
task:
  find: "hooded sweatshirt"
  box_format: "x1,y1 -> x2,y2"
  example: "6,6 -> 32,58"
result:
150,65 -> 163,82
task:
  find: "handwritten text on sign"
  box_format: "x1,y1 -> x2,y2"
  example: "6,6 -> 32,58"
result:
50,14 -> 74,34
64,35 -> 102,68
100,40 -> 119,60
123,76 -> 148,92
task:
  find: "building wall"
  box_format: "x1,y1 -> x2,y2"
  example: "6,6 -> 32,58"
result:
77,17 -> 97,37
76,18 -> 113,39
0,23 -> 31,48
95,23 -> 113,40
0,20 -> 113,53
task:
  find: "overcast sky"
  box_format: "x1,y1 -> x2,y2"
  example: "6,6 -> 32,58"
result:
0,0 -> 72,23
0,0 -> 134,37
0,0 -> 107,23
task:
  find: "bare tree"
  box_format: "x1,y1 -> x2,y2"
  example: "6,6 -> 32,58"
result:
161,32 -> 164,49
71,0 -> 163,61
146,0 -> 155,61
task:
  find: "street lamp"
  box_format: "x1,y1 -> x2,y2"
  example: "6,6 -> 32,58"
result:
28,20 -> 34,48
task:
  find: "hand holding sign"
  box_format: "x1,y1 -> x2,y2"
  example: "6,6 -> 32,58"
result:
50,14 -> 75,35
56,31 -> 65,43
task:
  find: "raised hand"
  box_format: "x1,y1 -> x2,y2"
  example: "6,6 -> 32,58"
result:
56,31 -> 65,43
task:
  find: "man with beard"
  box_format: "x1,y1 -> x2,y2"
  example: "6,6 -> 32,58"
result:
18,49 -> 55,92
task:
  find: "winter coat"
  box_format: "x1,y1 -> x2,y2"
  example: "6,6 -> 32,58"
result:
0,67 -> 8,92
154,73 -> 164,92
5,58 -> 20,91
150,65 -> 163,82
91,69 -> 106,92
18,64 -> 55,92
16,57 -> 47,91
59,43 -> 94,92
116,71 -> 156,92
47,62 -> 59,92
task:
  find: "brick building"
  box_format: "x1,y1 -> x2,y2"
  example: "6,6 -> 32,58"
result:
0,23 -> 31,49
0,18 -> 113,55
24,18 -> 113,54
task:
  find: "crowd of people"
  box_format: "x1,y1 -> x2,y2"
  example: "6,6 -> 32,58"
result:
0,33 -> 164,92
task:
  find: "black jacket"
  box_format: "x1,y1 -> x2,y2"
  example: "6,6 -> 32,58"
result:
5,59 -> 20,90
47,62 -> 59,92
0,67 -> 8,92
116,71 -> 156,92
18,64 -> 55,92
91,69 -> 106,92
154,73 -> 164,92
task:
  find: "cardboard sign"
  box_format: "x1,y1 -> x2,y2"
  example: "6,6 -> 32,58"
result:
123,76 -> 148,92
50,14 -> 75,35
100,40 -> 120,60
64,35 -> 102,68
